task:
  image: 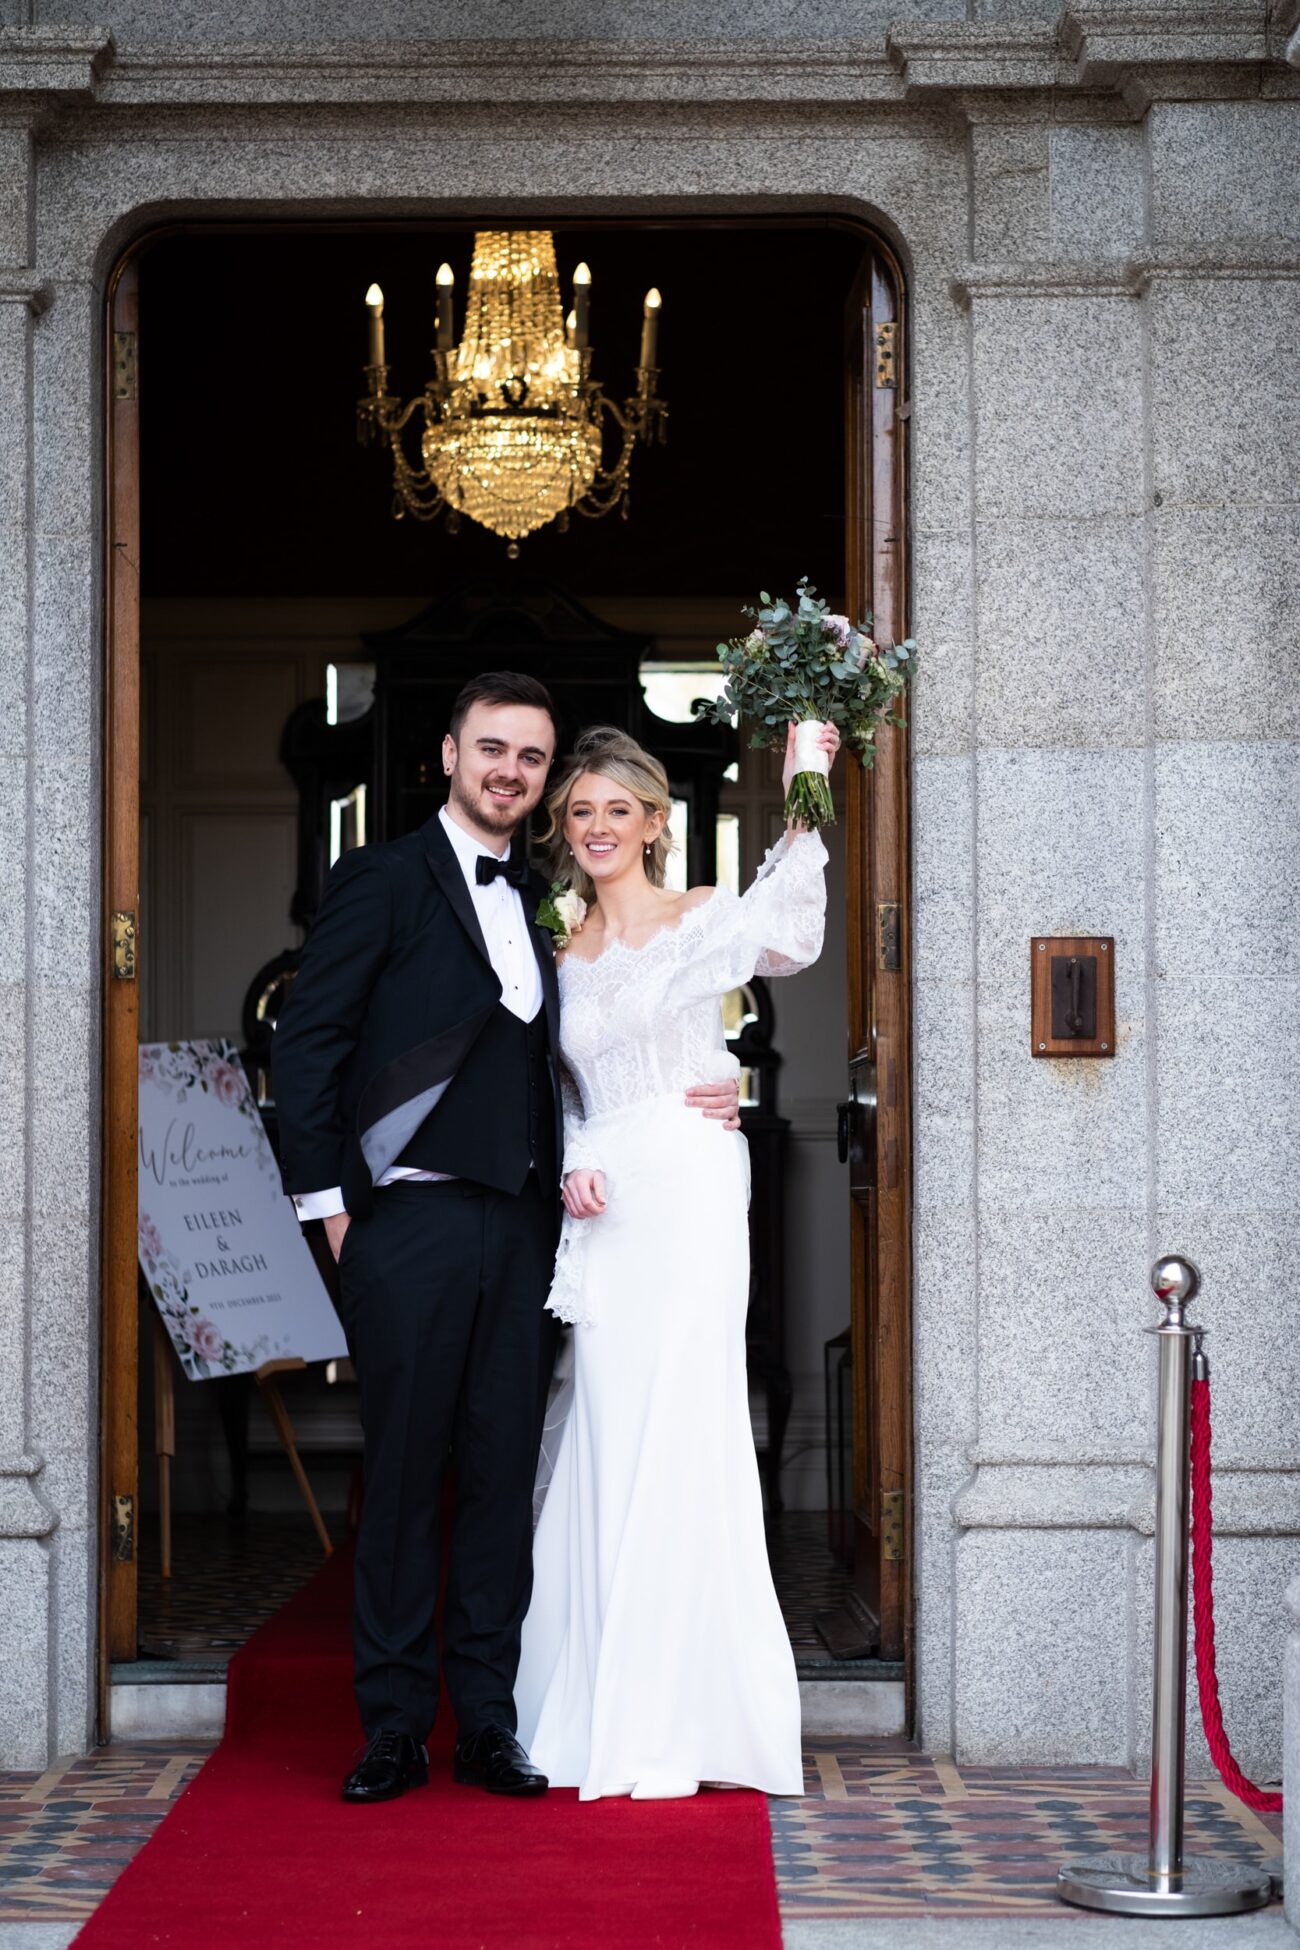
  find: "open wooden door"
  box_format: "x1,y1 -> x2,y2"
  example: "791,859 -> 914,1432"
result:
99,249 -> 142,1714
825,243 -> 912,1667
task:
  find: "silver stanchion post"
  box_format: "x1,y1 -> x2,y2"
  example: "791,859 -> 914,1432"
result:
1057,1255 -> 1273,1918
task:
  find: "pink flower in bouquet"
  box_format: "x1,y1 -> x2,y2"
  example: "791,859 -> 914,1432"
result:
855,633 -> 878,670
138,1214 -> 163,1261
187,1318 -> 224,1362
823,613 -> 853,647
210,1061 -> 242,1108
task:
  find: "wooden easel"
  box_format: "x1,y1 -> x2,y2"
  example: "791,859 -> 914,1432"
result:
152,1315 -> 333,1576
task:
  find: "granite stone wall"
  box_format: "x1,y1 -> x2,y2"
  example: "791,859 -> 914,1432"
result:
0,3 -> 1295,1772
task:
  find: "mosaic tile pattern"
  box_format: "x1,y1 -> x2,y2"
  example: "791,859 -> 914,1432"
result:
136,1513 -> 340,1663
774,1747 -> 1285,1919
0,1743 -> 212,1922
1,1741 -> 1281,1926
765,1511 -> 854,1655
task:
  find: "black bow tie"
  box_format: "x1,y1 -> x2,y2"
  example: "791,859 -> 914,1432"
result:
476,852 -> 530,891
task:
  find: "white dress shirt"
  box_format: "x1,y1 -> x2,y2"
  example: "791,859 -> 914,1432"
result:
292,804 -> 544,1221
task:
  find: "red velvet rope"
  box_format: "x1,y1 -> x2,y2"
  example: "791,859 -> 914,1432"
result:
1189,1376 -> 1283,1813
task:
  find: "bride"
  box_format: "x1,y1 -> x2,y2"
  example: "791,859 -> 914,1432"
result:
514,719 -> 838,1801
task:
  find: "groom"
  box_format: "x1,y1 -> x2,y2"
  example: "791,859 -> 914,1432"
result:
273,670 -> 740,1804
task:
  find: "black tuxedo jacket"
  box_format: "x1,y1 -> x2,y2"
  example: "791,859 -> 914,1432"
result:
272,813 -> 561,1219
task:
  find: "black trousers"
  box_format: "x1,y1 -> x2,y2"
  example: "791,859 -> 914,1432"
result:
337,1174 -> 558,1743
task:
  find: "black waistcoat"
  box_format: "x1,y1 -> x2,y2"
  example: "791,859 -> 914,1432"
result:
393,1003 -> 556,1195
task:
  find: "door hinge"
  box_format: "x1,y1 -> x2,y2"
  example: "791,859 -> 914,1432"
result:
111,910 -> 137,981
882,1488 -> 906,1561
877,900 -> 901,973
874,321 -> 898,388
112,332 -> 137,401
111,1492 -> 134,1562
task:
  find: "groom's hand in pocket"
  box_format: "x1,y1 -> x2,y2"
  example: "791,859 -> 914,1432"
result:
324,1212 -> 351,1262
686,1076 -> 742,1132
563,1169 -> 607,1220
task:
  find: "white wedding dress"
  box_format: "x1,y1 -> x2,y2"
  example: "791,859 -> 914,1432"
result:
514,830 -> 828,1801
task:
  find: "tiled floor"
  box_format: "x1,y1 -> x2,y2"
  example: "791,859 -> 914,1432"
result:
0,1741 -> 1281,1928
134,1509 -> 859,1668
135,1514 -> 340,1663
775,1748 -> 1283,1920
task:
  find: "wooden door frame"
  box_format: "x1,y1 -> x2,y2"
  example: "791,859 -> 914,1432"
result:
96,211 -> 913,1727
844,243 -> 912,1671
99,249 -> 142,1724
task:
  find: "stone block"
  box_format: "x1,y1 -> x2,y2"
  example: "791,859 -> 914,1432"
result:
954,1527 -> 1130,1762
1287,1577 -> 1300,1930
1152,505 -> 1300,742
1150,274 -> 1300,511
1188,1535 -> 1294,1786
913,980 -> 975,1213
974,516 -> 1145,749
913,753 -> 974,974
910,530 -> 973,759
0,1213 -> 28,1470
0,1537 -> 49,1767
914,1201 -> 978,1450
974,745 -> 1145,982
33,531 -> 97,756
913,1199 -> 978,1755
31,757 -> 97,987
30,282 -> 97,541
1049,125 -> 1145,258
29,1213 -> 95,1533
0,763 -> 25,985
0,301 -> 30,531
0,121 -> 33,267
0,521 -> 30,754
1153,1208 -> 1300,1471
30,982 -> 95,1214
48,1522 -> 95,1759
975,1206 -> 1150,1458
1156,976 -> 1300,1212
1155,741 -> 1300,982
910,294 -> 975,541
1149,101 -> 1300,246
971,123 -> 1050,263
971,294 -> 1143,521
1132,1531 -> 1292,1786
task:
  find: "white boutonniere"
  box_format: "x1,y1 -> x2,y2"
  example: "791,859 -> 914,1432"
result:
536,882 -> 587,951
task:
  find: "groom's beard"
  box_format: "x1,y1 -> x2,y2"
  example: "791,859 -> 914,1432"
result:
447,769 -> 538,844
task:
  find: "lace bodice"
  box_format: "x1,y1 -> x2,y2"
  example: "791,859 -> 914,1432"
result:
558,830 -> 828,1175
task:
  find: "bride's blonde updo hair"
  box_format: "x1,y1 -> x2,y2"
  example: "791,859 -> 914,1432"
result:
542,726 -> 676,905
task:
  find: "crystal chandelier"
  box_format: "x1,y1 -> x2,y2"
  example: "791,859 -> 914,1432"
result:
356,231 -> 666,556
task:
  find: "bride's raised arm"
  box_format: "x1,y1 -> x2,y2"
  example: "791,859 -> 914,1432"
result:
677,826 -> 829,1003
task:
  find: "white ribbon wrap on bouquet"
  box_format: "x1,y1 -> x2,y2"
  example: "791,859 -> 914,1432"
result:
793,718 -> 831,776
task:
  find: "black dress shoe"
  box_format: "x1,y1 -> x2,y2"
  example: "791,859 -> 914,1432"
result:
454,1725 -> 548,1796
341,1730 -> 429,1803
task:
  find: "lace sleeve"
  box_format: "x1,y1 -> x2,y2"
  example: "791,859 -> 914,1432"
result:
559,1061 -> 600,1177
678,828 -> 828,1002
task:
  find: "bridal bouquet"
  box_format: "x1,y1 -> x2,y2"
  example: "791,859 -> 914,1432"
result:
697,578 -> 918,829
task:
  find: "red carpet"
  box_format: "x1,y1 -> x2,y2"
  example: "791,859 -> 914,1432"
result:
76,1546 -> 783,1949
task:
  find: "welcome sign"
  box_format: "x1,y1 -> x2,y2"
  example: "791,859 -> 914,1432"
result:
138,1040 -> 346,1380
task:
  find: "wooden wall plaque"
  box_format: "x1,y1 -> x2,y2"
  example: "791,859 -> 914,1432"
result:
1030,936 -> 1115,1058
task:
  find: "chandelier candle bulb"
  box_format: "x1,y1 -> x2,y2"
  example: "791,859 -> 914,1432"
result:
572,262 -> 591,347
639,288 -> 661,373
435,262 -> 454,351
565,308 -> 577,348
365,284 -> 385,369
